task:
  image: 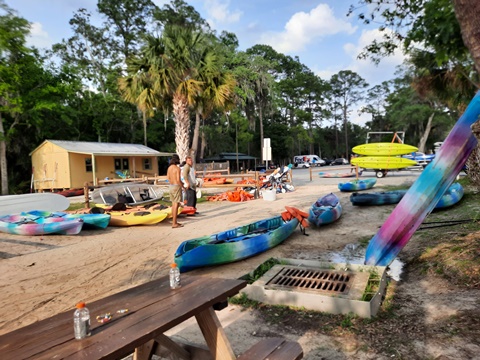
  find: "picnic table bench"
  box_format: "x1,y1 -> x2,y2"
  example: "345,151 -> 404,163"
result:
0,275 -> 302,360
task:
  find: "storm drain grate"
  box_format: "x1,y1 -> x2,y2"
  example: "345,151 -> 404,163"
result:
265,266 -> 354,295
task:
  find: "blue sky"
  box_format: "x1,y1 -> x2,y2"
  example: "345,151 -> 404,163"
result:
9,0 -> 405,124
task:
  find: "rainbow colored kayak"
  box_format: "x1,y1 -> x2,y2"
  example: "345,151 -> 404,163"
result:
26,210 -> 110,230
365,92 -> 480,266
0,213 -> 84,235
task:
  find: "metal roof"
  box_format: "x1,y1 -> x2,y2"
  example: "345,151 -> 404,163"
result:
204,152 -> 257,161
33,140 -> 173,157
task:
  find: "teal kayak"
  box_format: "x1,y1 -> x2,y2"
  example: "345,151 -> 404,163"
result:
174,215 -> 299,272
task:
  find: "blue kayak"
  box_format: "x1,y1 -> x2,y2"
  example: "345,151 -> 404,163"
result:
308,193 -> 342,226
350,190 -> 408,206
338,178 -> 376,192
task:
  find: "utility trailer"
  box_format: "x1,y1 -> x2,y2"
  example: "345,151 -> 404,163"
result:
357,131 -> 421,178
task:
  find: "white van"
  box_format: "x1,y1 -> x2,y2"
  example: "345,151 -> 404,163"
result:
293,155 -> 325,167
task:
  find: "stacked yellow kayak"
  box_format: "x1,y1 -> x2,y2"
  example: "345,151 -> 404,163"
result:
351,143 -> 418,177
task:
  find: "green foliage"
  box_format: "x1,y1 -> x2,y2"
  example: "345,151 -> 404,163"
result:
240,257 -> 281,284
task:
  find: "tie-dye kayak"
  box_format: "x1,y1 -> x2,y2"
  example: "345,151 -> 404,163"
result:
365,92 -> 480,266
338,178 -> 376,192
0,213 -> 84,235
308,193 -> 342,226
25,210 -> 111,229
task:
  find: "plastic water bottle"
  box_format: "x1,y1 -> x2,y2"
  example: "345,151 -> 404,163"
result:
73,302 -> 91,339
169,263 -> 181,289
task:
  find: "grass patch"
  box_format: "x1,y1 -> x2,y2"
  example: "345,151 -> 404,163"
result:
240,257 -> 281,284
361,269 -> 381,301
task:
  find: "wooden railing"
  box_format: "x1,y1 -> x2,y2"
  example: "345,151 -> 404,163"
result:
93,168 -> 293,198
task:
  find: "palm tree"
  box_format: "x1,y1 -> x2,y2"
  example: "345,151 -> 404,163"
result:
191,48 -> 236,161
118,70 -> 159,146
123,25 -> 205,161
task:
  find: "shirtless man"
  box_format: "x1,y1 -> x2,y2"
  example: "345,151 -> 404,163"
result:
167,154 -> 184,228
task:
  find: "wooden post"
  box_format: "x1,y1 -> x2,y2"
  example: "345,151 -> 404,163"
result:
309,166 -> 312,181
84,182 -> 90,208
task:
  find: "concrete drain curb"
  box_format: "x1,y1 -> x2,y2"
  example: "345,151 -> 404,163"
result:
240,258 -> 388,318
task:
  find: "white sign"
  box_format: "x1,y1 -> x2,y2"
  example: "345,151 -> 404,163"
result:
262,138 -> 272,161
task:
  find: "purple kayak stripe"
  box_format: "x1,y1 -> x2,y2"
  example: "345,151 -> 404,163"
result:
365,91 -> 480,266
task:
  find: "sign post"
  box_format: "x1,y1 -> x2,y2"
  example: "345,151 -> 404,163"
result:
262,138 -> 272,170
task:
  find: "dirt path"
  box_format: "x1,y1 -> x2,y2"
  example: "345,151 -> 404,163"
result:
0,172 -> 478,359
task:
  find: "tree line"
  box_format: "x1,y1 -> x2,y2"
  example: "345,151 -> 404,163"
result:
0,0 -> 478,194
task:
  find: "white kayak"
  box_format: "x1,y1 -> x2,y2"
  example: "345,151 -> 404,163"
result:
0,193 -> 70,216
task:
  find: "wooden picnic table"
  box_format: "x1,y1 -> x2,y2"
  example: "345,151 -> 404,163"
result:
0,275 -> 247,360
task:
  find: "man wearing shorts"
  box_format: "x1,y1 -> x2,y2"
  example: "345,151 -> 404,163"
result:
167,154 -> 184,228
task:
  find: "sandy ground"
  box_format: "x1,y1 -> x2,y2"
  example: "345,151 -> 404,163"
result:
1,168 -> 477,359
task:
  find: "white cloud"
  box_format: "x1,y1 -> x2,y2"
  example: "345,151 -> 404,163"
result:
343,28 -> 406,86
203,0 -> 242,26
26,22 -> 53,49
259,4 -> 356,54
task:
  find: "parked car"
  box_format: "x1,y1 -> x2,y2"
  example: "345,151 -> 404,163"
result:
293,155 -> 325,167
330,158 -> 349,166
402,152 -> 435,166
322,158 -> 334,166
255,164 -> 277,171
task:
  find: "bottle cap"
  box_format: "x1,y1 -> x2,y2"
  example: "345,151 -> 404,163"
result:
76,302 -> 86,309
171,263 -> 177,268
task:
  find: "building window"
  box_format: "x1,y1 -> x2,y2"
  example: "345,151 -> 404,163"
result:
114,158 -> 129,171
85,158 -> 93,172
143,158 -> 151,170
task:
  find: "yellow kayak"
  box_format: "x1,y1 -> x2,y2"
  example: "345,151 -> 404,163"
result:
351,156 -> 417,170
352,143 -> 418,156
94,203 -> 182,220
108,210 -> 168,227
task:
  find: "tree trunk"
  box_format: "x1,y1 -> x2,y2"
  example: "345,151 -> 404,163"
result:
344,107 -> 349,159
453,0 -> 480,190
453,0 -> 480,75
467,121 -> 480,186
417,112 -> 435,153
0,113 -> 8,195
142,110 -> 147,146
173,93 -> 191,162
200,130 -> 206,161
258,104 -> 264,161
191,111 -> 201,161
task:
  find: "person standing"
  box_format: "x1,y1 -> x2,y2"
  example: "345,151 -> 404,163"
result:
182,156 -> 197,212
167,154 -> 184,228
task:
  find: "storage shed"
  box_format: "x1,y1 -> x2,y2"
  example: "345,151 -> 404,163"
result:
30,140 -> 172,191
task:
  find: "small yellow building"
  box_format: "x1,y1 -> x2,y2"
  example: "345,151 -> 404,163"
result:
30,140 -> 172,191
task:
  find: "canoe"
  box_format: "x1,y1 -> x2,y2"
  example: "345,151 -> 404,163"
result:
56,189 -> 84,197
174,215 -> 300,272
108,210 -> 168,226
338,178 -> 376,192
26,210 -> 110,230
434,182 -> 464,209
350,190 -> 408,206
352,143 -> 418,156
318,172 -> 361,178
0,213 -> 84,235
307,193 -> 342,226
90,183 -> 164,206
0,193 -> 70,216
351,156 -> 417,170
365,91 -> 480,266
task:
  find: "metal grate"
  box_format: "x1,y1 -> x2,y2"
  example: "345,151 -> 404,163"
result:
265,266 -> 354,295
